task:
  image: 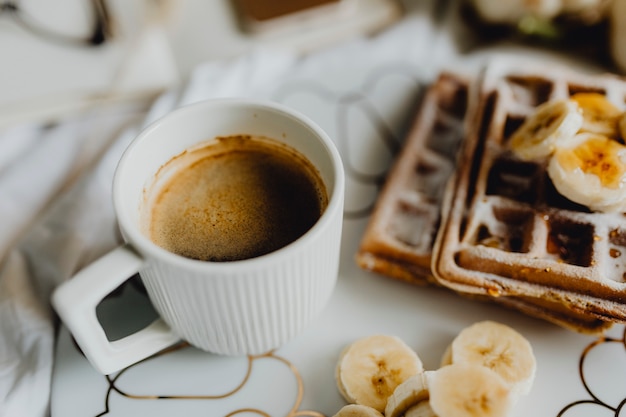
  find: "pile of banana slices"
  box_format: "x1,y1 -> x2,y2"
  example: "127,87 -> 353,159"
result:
509,92 -> 626,212
332,321 -> 536,417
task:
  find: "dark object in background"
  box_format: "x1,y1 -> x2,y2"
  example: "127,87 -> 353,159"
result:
231,0 -> 348,34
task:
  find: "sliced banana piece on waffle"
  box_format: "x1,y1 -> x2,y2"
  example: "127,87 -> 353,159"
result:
442,320 -> 536,400
336,335 -> 423,413
571,92 -> 623,138
429,364 -> 514,417
509,99 -> 582,161
332,404 -> 384,417
548,132 -> 626,212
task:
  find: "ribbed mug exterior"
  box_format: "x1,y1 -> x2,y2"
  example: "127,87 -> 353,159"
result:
138,199 -> 342,355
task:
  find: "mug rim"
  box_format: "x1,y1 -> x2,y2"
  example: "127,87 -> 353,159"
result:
112,97 -> 345,271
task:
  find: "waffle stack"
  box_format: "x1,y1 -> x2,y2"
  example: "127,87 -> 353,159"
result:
357,61 -> 626,333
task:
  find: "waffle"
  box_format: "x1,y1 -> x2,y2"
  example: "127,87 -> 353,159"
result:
357,70 -> 612,333
356,72 -> 469,285
433,59 -> 626,325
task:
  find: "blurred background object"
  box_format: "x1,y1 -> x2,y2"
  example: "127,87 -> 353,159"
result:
0,0 -> 403,126
461,0 -> 623,72
1,0 -> 624,128
0,0 -> 113,47
0,0 -> 178,126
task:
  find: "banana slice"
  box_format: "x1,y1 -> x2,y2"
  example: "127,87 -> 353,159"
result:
571,92 -> 623,138
336,335 -> 423,413
332,404 -> 384,417
405,401 -> 438,417
444,321 -> 536,400
429,364 -> 513,417
509,99 -> 582,161
385,372 -> 432,417
548,132 -> 626,212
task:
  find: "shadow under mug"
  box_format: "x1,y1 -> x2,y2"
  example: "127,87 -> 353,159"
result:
52,98 -> 345,375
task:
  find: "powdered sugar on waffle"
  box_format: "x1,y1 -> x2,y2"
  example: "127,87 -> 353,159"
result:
433,59 -> 626,325
356,67 -> 615,333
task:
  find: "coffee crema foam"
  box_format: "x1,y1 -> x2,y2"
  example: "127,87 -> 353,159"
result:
142,135 -> 328,262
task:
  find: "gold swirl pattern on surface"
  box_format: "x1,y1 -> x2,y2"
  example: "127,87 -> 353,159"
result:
558,326 -> 626,416
95,343 -> 326,417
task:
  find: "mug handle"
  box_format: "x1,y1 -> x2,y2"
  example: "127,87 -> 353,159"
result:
52,244 -> 180,375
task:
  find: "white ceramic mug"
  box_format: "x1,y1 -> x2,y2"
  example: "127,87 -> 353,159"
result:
52,99 -> 345,375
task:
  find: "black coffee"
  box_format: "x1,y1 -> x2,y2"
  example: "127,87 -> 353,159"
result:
143,135 -> 328,262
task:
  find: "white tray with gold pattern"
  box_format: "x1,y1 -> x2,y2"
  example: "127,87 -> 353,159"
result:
51,32 -> 626,416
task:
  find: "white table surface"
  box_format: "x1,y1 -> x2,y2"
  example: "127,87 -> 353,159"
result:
4,1 -> 619,416
50,11 -> 626,413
